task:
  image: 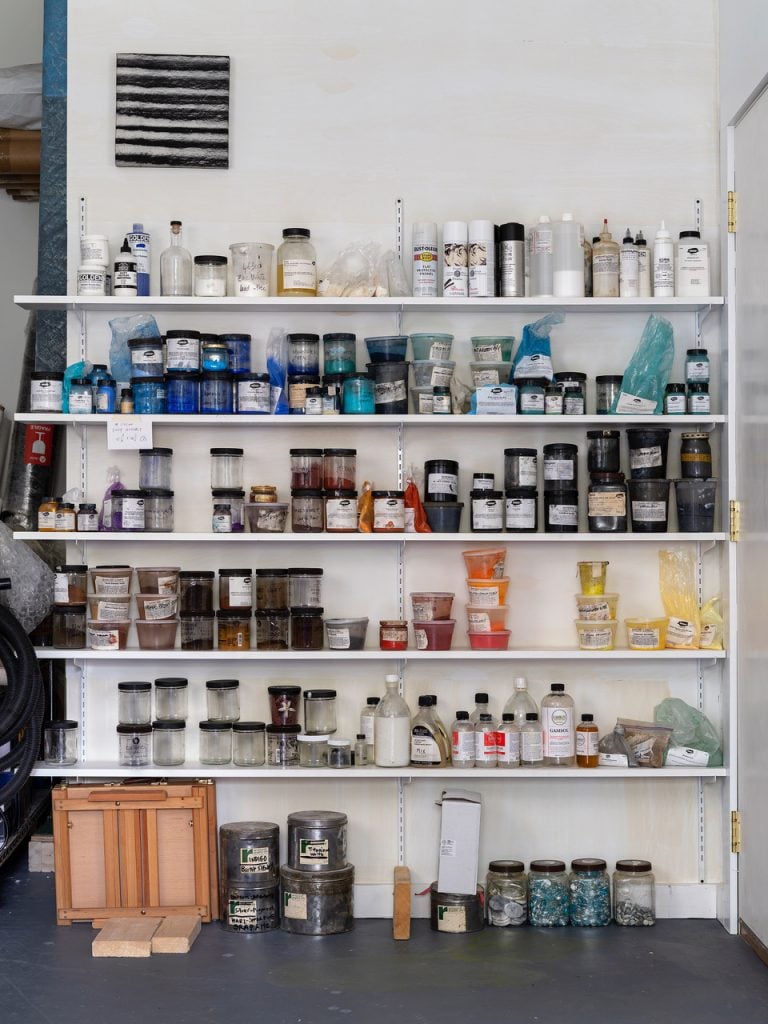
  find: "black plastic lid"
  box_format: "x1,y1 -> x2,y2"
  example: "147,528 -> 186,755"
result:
268,685 -> 301,695
202,371 -> 233,380
615,859 -> 653,872
433,386 -> 451,395
550,683 -> 565,692
474,693 -> 489,703
31,370 -> 64,380
55,565 -> 87,573
78,504 -> 97,511
289,449 -> 324,458
47,719 -> 78,729
502,713 -> 515,722
590,472 -> 624,484
517,377 -> 547,387
141,488 -> 174,498
323,448 -> 356,456
179,611 -> 215,620
71,377 -> 91,386
291,489 -> 323,498
154,677 -> 188,688
470,489 -> 502,499
543,443 -> 578,454
152,720 -> 185,730
130,376 -> 165,385
288,374 -> 321,384
91,364 -> 108,371
290,606 -> 324,615
57,503 -> 75,510
287,334 -> 320,342
212,489 -> 245,498
366,697 -> 380,706
255,608 -> 290,618
118,489 -> 145,499
596,375 -> 624,383
323,333 -> 355,341
326,489 -> 357,498
499,222 -> 525,242
179,570 -> 215,579
372,490 -> 405,498
117,723 -> 151,734
525,712 -> 538,721
418,695 -> 434,707
686,348 -> 708,356
255,568 -> 289,577
237,373 -> 270,382
266,723 -> 301,734
205,679 -> 239,689
581,714 -> 595,722
282,227 -> 310,237
688,382 -> 709,393
118,682 -> 151,691
166,371 -> 201,381
139,447 -> 173,456
665,382 -> 686,393
473,472 -> 494,480
479,713 -> 493,722
530,860 -> 566,873
94,564 -> 131,569
233,721 -> 266,732
679,230 -> 701,239
128,337 -> 163,348
554,371 -> 587,383
199,720 -> 233,730
210,448 -> 243,457
305,689 -> 337,699
489,859 -> 525,874
216,609 -> 252,619
219,569 -> 252,577
455,711 -> 469,720
571,858 -> 606,872
505,487 -> 538,498
504,448 -> 537,457
165,329 -> 201,338
97,378 -> 116,387
219,333 -> 251,342
289,568 -> 323,576
194,254 -> 227,265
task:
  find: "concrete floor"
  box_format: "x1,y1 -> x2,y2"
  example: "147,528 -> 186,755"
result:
2,853 -> 768,1024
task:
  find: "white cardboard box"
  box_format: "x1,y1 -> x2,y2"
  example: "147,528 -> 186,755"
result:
436,789 -> 482,896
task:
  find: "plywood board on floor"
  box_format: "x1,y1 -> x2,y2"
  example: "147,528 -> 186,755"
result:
151,915 -> 201,954
92,918 -> 159,957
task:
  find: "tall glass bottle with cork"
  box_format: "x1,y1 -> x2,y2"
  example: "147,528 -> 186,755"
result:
160,220 -> 193,296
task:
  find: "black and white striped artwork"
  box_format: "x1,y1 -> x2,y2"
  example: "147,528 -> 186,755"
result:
115,53 -> 230,168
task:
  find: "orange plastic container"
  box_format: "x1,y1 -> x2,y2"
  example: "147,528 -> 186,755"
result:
461,547 -> 506,580
465,577 -> 510,607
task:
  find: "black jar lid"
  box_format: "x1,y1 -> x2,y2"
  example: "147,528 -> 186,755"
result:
130,376 -> 165,385
57,502 -> 75,511
128,336 -> 163,348
180,611 -> 214,620
139,447 -> 173,456
517,377 -> 547,387
154,677 -> 188,688
287,333 -> 320,342
255,608 -> 290,618
152,720 -> 185,730
554,371 -> 587,382
47,719 -> 78,729
542,443 -> 578,454
52,603 -> 86,611
688,382 -> 709,393
165,329 -> 201,338
372,490 -> 405,498
212,489 -> 245,498
665,382 -> 686,393
118,682 -> 151,691
55,564 -> 87,573
681,432 -> 710,440
194,254 -> 227,265
199,720 -> 233,730
289,448 -> 323,457
202,371 -> 233,380
488,859 -> 525,874
433,386 -> 451,395
255,568 -> 289,577
615,859 -> 653,872
367,697 -> 381,706
679,230 -> 701,239
529,859 -> 566,873
290,606 -> 324,615
200,334 -> 220,344
219,568 -> 252,577
216,609 -> 252,619
94,564 -> 131,569
141,488 -> 174,498
282,227 -> 310,237
504,447 -> 537,457
525,712 -> 538,721
237,372 -> 270,382
210,448 -> 243,456
166,371 -> 201,381
323,448 -> 356,456
233,721 -> 266,732
505,487 -> 538,497
291,489 -> 323,498
119,489 -> 145,499
304,689 -> 336,699
71,377 -> 91,387
571,858 -> 607,872
470,488 -> 502,498
268,684 -> 301,695
78,503 -> 97,511
550,683 -> 565,692
590,472 -> 625,484
117,723 -> 152,734
289,568 -> 323,576
31,370 -> 64,380
205,679 -> 240,689
499,221 -> 525,241
686,348 -> 708,356
179,570 -> 215,579
323,333 -> 355,341
219,333 -> 251,342
288,374 -> 321,383
326,489 -> 357,498
596,374 -> 623,383
265,723 -> 301,734
586,429 -> 619,440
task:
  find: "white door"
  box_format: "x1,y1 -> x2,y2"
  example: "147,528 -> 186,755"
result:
733,84 -> 768,947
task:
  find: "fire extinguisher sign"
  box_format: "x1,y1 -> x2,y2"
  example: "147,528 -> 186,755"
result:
24,424 -> 54,466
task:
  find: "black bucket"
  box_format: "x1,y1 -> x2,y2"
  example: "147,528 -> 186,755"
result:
366,361 -> 409,414
628,478 -> 670,532
626,427 -> 671,480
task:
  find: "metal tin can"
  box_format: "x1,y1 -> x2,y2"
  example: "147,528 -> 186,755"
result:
280,864 -> 354,935
287,809 -> 347,872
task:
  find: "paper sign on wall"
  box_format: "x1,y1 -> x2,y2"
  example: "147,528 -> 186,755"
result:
106,416 -> 153,450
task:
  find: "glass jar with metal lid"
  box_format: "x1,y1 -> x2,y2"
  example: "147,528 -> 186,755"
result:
528,860 -> 569,927
303,689 -> 337,734
486,860 -> 528,927
613,859 -> 655,926
680,432 -> 712,480
152,720 -> 186,766
569,858 -> 611,926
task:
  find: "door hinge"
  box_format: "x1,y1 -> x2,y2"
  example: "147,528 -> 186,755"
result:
730,499 -> 742,542
731,810 -> 742,853
728,191 -> 738,233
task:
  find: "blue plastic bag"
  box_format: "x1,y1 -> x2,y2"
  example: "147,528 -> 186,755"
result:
512,312 -> 564,382
266,327 -> 289,414
108,313 -> 161,382
611,314 -> 674,414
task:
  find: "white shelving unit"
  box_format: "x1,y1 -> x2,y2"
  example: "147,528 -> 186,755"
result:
19,292 -> 733,925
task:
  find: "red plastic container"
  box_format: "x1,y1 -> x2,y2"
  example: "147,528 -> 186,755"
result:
412,619 -> 455,651
467,629 -> 511,651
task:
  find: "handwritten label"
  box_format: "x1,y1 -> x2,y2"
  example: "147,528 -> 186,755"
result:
106,416 -> 153,450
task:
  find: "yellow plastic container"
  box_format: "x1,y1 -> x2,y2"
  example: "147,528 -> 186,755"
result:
577,561 -> 609,595
625,617 -> 668,651
574,593 -> 619,621
574,619 -> 617,651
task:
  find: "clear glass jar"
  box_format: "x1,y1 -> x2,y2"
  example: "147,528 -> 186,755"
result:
54,565 -> 87,606
277,228 -> 317,296
202,339 -> 229,372
303,689 -> 337,735
288,568 -> 323,608
179,571 -> 215,614
255,569 -> 289,610
76,504 -> 99,531
205,679 -> 240,722
266,723 -> 301,766
117,723 -> 152,767
323,448 -> 357,490
486,860 -> 527,926
323,333 -> 356,375
167,372 -> 200,413
328,738 -> 352,768
233,721 -> 266,766
112,490 -> 145,533
289,448 -> 323,489
154,677 -> 188,721
220,333 -> 251,374
341,374 -> 375,414
217,609 -> 251,651
218,569 -> 253,610
528,860 -> 570,927
152,720 -> 186,766
131,377 -> 166,414
139,447 -> 173,490
200,371 -> 234,414
596,375 -> 623,414
569,858 -> 611,927
143,489 -> 174,532
194,254 -> 227,297
291,490 -> 324,533
287,334 -> 321,375
53,502 -> 76,531
44,720 -> 78,765
165,329 -> 201,372
254,609 -> 290,650
180,611 -> 215,650
325,490 -> 358,532
118,681 -> 152,725
298,733 -> 330,767
199,721 -> 232,764
613,859 -> 656,926
212,503 -> 232,533
518,378 -> 546,414
210,448 -> 243,489
290,607 -> 324,650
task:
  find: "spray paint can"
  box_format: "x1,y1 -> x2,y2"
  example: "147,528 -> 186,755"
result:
469,220 -> 496,297
127,222 -> 151,296
442,221 -> 468,297
499,222 -> 525,297
411,221 -> 438,297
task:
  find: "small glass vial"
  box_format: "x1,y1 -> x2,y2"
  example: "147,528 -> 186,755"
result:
44,720 -> 78,765
497,713 -> 520,767
562,382 -> 585,416
212,503 -> 232,533
569,858 -> 611,927
432,386 -> 452,414
328,738 -> 352,769
685,348 -> 709,386
303,689 -> 337,735
291,490 -> 324,533
687,382 -> 710,414
233,721 -> 266,767
120,387 -> 134,414
474,713 -> 498,768
199,720 -> 233,765
202,339 -> 229,372
210,448 -> 244,489
354,734 -> 369,767
205,678 -> 240,722
76,503 -> 99,531
298,733 -> 330,767
486,860 -> 527,927
68,377 -> 93,413
152,720 -> 186,766
520,712 -> 543,766
290,606 -> 324,650
117,723 -> 152,767
528,860 -> 569,927
118,681 -> 152,725
277,228 -> 317,296
153,677 -> 188,721
194,254 -> 227,296
451,711 -> 475,768
576,713 -> 599,767
266,723 -> 301,766
613,860 -> 656,926
664,382 -> 687,414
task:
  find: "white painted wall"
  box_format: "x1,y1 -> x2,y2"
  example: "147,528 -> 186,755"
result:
0,0 -> 43,415
719,0 -> 768,125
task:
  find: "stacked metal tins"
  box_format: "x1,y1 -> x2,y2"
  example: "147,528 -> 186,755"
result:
220,820 -> 280,932
281,810 -> 354,935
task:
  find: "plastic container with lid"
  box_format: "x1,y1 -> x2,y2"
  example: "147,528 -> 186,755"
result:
212,489 -> 245,532
180,611 -> 215,650
54,565 -> 87,605
179,570 -> 215,613
200,371 -> 234,414
323,333 -> 356,375
325,617 -> 368,650
587,431 -> 620,474
89,565 -> 133,596
165,329 -> 201,372
588,474 -> 627,533
470,490 -> 504,532
325,490 -> 358,532
578,560 -> 609,595
217,609 -> 251,651
411,333 -> 454,361
254,569 -> 289,610
236,373 -> 271,414
465,605 -> 509,633
199,720 -> 233,764
244,502 -> 289,533
289,568 -> 323,608
128,337 -> 164,378
367,361 -> 410,414
112,490 -> 145,532
136,619 -> 178,650
569,858 -> 611,927
68,377 -> 93,413
86,592 -> 131,623
596,374 -> 623,415
461,548 -> 506,580
211,448 -> 243,489
466,577 -> 509,607
613,859 -> 655,926
297,733 -> 329,767
206,678 -> 240,722
628,478 -> 670,532
528,860 -> 569,927
365,335 -> 408,363
543,443 -> 578,490
288,373 -> 321,414
486,860 -> 527,927
341,373 -> 375,414
30,370 -> 64,412
233,721 -> 266,766
424,459 -> 458,503
268,685 -> 301,726
218,568 -> 253,610
131,377 -> 167,414
575,618 -> 618,650
290,607 -> 324,650
372,490 -> 405,531
143,489 -> 174,532
194,254 -> 227,297
138,448 -> 173,490
303,689 -> 337,734
506,488 -> 538,532
266,723 -> 301,766
254,608 -> 290,650
412,619 -> 455,651
44,720 -> 78,765
166,372 -> 200,414
220,333 -> 252,375
118,723 -> 152,767
675,477 -> 717,532
467,629 -> 510,650
154,677 -> 188,721
410,591 -> 454,621
136,566 -> 179,595
626,426 -> 670,480
625,617 -> 668,650
504,448 -> 537,489
544,384 -> 564,415
517,378 -> 546,414
291,490 -> 324,533
574,593 -> 619,621
423,502 -> 463,532
328,738 -> 352,768
412,359 -> 456,389
152,720 -> 186,766
544,489 -> 579,533
87,619 -> 130,650
323,448 -> 356,491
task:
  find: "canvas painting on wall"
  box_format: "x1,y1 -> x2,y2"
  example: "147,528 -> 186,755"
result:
115,53 -> 230,168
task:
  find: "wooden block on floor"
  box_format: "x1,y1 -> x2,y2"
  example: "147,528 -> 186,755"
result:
28,835 -> 55,873
151,915 -> 201,954
393,866 -> 411,941
92,918 -> 160,957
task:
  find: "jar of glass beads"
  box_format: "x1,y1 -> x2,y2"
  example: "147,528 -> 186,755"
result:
569,858 -> 611,927
528,859 -> 569,927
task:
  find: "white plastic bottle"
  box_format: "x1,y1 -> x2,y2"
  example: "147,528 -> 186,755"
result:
474,713 -> 498,768
675,230 -> 710,296
412,221 -> 438,297
541,682 -> 575,767
442,221 -> 468,297
373,675 -> 411,767
520,712 -> 543,767
652,221 -> 674,297
592,220 -> 620,298
529,215 -> 553,297
451,710 -> 475,768
552,214 -> 585,297
468,219 -> 496,297
497,714 -> 520,767
503,676 -> 538,723
619,228 -> 639,297
635,230 -> 651,297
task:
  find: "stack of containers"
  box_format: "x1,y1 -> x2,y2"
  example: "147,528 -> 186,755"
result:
211,447 -> 246,533
280,810 -> 354,935
152,676 -> 188,766
675,431 -> 717,532
462,548 -> 511,650
409,333 -> 454,413
625,427 -> 671,533
254,567 -> 325,653
134,564 -> 180,650
469,334 -> 514,393
289,447 -> 358,534
574,560 -> 619,651
220,821 -> 281,933
504,448 -> 539,533
410,591 -> 455,651
542,443 -> 579,533
86,565 -> 133,650
365,334 -> 410,415
586,430 -> 627,534
422,457 -> 463,532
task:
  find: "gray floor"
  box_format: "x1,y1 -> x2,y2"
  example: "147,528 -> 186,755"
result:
2,853 -> 768,1024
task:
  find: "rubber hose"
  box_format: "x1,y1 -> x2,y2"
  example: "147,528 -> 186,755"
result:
0,604 -> 45,805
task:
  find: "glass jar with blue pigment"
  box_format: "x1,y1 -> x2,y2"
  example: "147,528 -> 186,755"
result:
201,337 -> 229,372
95,378 -> 117,413
342,374 -> 375,415
288,333 -> 320,375
68,377 -> 93,413
128,337 -> 165,378
131,377 -> 167,415
201,371 -> 234,414
323,333 -> 356,375
219,334 -> 251,375
166,371 -> 200,414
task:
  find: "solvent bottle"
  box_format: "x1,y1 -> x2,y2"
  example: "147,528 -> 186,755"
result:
474,713 -> 498,768
469,691 -> 490,724
412,221 -> 438,297
592,220 -> 620,297
619,228 -> 639,297
503,676 -> 538,723
373,675 -> 411,767
529,215 -> 553,297
576,713 -> 599,768
520,712 -> 543,767
359,696 -> 380,760
652,221 -> 674,297
552,213 -> 585,297
160,220 -> 193,296
277,228 -> 317,296
410,696 -> 449,767
426,694 -> 451,760
497,714 -> 520,767
451,711 -> 475,768
541,682 -> 575,767
635,230 -> 651,296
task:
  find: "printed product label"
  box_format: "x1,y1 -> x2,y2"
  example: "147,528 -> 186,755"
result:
156,574 -> 177,595
505,497 -> 536,529
599,752 -> 629,768
474,367 -> 504,387
577,627 -> 613,649
326,499 -> 357,531
472,499 -> 503,530
514,353 -> 553,379
240,846 -> 271,874
514,456 -> 537,486
88,626 -> 121,649
563,394 -> 584,415
520,392 -> 544,412
93,575 -> 130,595
588,491 -> 626,517
545,394 -> 563,414
547,503 -> 578,527
412,246 -> 438,297
630,445 -> 662,470
628,627 -> 661,649
686,360 -> 709,383
467,611 -> 491,632
54,575 -> 70,603
417,393 -> 434,414
283,892 -> 308,920
411,602 -> 434,621
227,898 -> 268,928
38,510 -> 55,530
414,629 -> 428,650
472,478 -> 494,492
428,472 -> 457,496
374,380 -> 407,405
142,596 -> 177,621
699,623 -> 718,648
213,513 -> 232,533
544,459 -> 574,481
593,251 -> 619,277
30,379 -> 63,411
543,706 -> 574,757
433,394 -> 452,414
680,452 -> 712,466
467,585 -> 500,607
304,396 -> 322,415
131,347 -> 162,366
667,617 -> 696,647
666,746 -> 709,767
237,380 -> 270,412
430,365 -> 454,388
615,391 -> 657,415
428,341 -> 451,360
114,265 -> 137,290
452,731 -> 475,762
576,730 -> 599,757
77,512 -> 99,531
282,258 -> 316,291
521,730 -> 543,763
54,510 -> 75,530
475,730 -> 498,761
288,382 -> 313,410
69,390 -> 93,413
299,838 -> 329,866
225,577 -> 252,607
475,385 -> 518,414
411,728 -> 440,763
469,242 -> 493,297
577,599 -> 610,620
689,394 -> 710,413
443,264 -> 468,296
381,626 -> 407,643
327,626 -> 351,650
473,342 -> 502,360
665,394 -> 686,414
631,500 -> 666,523
437,905 -> 467,933
498,729 -> 520,765
166,336 -> 200,370
95,390 -> 114,413
361,717 -> 375,744
533,227 -> 553,254
92,600 -> 128,622
373,499 -> 405,531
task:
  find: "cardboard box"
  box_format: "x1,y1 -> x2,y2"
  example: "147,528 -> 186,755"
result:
436,789 -> 482,895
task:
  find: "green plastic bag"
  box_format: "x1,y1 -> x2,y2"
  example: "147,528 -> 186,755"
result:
654,698 -> 723,767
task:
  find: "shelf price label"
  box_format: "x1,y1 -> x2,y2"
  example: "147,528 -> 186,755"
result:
106,416 -> 153,450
